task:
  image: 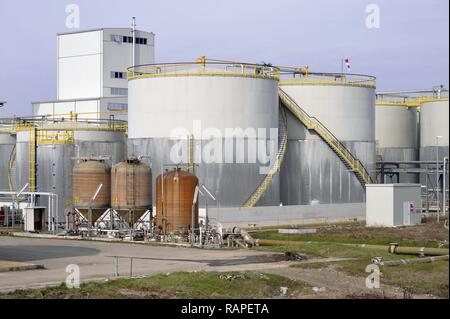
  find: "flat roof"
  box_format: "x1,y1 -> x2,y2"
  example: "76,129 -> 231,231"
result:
57,28 -> 155,36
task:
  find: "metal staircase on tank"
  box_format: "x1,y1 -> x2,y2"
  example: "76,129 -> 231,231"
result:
8,144 -> 16,192
29,128 -> 36,192
243,107 -> 288,208
278,87 -> 373,188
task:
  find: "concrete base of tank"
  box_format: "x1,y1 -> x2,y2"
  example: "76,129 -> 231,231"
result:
127,137 -> 280,207
379,147 -> 420,183
280,139 -> 375,205
206,202 -> 365,228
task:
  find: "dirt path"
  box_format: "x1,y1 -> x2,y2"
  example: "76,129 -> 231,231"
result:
258,265 -> 439,299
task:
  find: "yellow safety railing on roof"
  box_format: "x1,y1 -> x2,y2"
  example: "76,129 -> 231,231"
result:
279,88 -> 373,187
243,107 -> 288,208
13,118 -> 127,133
376,96 -> 449,107
127,57 -> 280,81
280,72 -> 376,89
37,130 -> 75,144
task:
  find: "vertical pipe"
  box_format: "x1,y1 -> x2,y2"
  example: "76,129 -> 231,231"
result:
132,17 -> 136,68
442,157 -> 448,216
436,138 -> 440,222
130,257 -> 133,278
48,196 -> 51,232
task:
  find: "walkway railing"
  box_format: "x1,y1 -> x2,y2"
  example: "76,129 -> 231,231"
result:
128,57 -> 280,81
279,88 -> 373,187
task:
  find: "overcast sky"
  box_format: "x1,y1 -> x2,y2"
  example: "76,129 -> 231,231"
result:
0,0 -> 448,117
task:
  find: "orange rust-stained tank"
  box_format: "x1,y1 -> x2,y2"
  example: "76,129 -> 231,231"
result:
73,159 -> 111,222
111,158 -> 152,224
156,167 -> 198,234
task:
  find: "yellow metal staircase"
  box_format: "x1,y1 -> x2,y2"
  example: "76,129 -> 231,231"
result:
29,128 -> 36,192
243,107 -> 288,207
278,88 -> 373,187
8,144 -> 16,192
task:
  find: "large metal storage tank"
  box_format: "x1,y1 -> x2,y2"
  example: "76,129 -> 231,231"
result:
375,104 -> 419,183
127,58 -> 280,207
73,159 -> 111,222
0,129 -> 16,191
279,73 -> 376,205
15,120 -> 126,227
155,167 -> 198,234
420,99 -> 449,161
111,158 -> 152,224
419,98 -> 449,198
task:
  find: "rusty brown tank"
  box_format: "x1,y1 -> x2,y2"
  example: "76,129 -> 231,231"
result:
111,158 -> 152,225
156,167 -> 198,234
73,159 -> 111,222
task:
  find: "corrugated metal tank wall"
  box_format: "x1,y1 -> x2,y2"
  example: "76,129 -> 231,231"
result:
15,129 -> 125,225
419,99 -> 449,188
375,105 -> 419,183
0,133 -> 16,191
128,69 -> 280,207
279,81 -> 376,205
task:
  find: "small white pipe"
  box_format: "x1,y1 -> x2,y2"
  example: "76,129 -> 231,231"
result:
442,157 -> 448,216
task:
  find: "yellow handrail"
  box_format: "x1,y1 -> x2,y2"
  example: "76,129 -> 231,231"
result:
280,73 -> 376,89
28,128 -> 36,192
243,107 -> 288,207
37,130 -> 75,144
279,88 -> 373,187
376,96 -> 448,107
128,57 -> 280,81
8,144 -> 16,192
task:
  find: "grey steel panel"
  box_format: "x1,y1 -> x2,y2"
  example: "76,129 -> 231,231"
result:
280,139 -> 375,205
128,137 -> 280,208
379,147 -> 419,183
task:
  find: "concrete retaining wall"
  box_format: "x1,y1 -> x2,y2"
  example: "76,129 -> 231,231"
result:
203,203 -> 365,228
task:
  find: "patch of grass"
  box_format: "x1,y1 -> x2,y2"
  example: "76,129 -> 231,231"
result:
381,261 -> 449,298
253,219 -> 449,248
255,230 -> 447,248
0,271 -> 312,299
274,242 -> 448,298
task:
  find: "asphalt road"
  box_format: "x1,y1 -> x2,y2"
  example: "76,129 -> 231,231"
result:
0,236 -> 281,292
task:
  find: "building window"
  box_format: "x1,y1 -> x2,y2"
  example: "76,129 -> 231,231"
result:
111,87 -> 128,96
111,34 -> 147,45
111,71 -> 126,79
107,103 -> 128,111
111,34 -> 122,43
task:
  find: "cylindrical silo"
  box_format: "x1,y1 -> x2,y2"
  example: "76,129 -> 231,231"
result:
419,98 -> 449,199
15,119 -> 126,227
420,99 -> 449,162
155,167 -> 199,234
0,129 -> 16,192
279,72 -> 376,205
127,59 -> 280,207
111,158 -> 152,225
375,104 -> 419,183
73,159 -> 111,222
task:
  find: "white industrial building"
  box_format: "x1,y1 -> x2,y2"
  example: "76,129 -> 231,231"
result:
32,28 -> 155,121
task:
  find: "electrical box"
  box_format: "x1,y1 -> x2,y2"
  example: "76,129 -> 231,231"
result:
366,184 -> 422,227
23,207 -> 46,232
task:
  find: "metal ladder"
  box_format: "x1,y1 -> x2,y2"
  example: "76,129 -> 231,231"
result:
8,144 -> 16,192
278,87 -> 373,187
243,107 -> 288,207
